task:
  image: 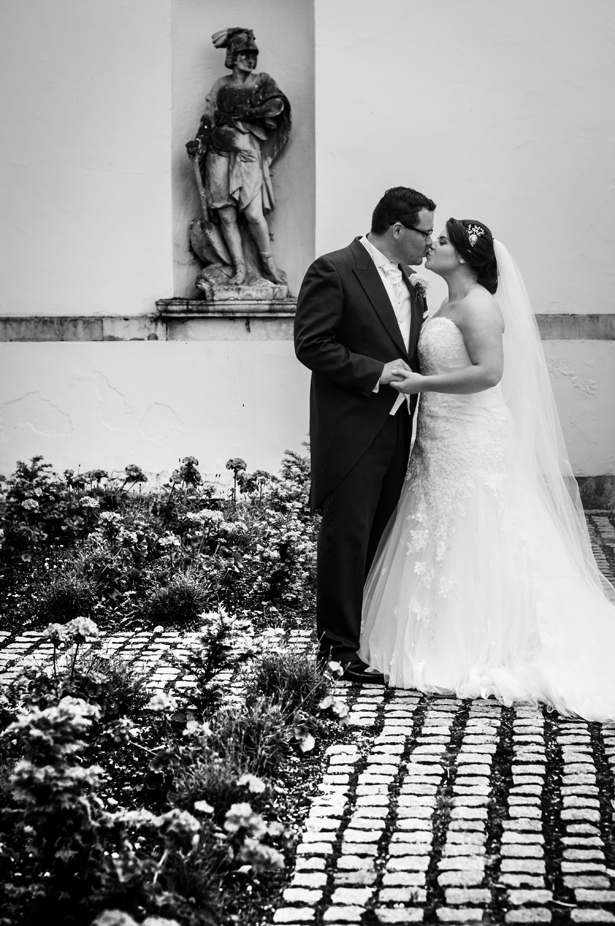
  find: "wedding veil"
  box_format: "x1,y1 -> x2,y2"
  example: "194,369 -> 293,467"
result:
494,240 -> 611,596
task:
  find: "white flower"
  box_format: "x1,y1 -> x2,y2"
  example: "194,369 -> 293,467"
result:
80,496 -> 100,508
158,533 -> 181,548
410,273 -> 430,291
147,692 -> 178,712
199,509 -> 224,522
193,800 -> 214,814
238,773 -> 266,794
21,498 -> 39,511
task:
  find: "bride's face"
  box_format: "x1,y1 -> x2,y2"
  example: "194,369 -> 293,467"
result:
425,229 -> 460,275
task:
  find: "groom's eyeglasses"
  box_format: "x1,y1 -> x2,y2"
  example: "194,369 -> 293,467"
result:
400,224 -> 433,241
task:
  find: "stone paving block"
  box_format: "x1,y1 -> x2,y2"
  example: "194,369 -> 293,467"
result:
435,908 -> 483,922
374,909 -> 424,924
386,856 -> 430,871
562,810 -> 602,823
501,845 -> 544,858
291,872 -> 328,889
444,889 -> 491,904
564,876 -> 611,889
306,818 -> 340,831
381,872 -> 426,887
562,862 -> 607,874
505,911 -> 552,923
450,807 -> 489,820
273,908 -> 315,922
323,905 -> 365,922
437,871 -> 485,887
448,820 -> 487,832
391,830 -> 432,843
378,887 -> 426,903
570,912 -> 615,924
282,888 -> 323,903
438,857 -> 485,872
356,795 -> 390,806
447,832 -> 487,845
500,874 -> 548,888
575,889 -> 615,903
303,831 -> 337,843
502,832 -> 544,845
507,890 -> 553,905
340,842 -> 378,856
330,887 -> 373,905
501,860 -> 546,874
335,870 -> 377,886
337,855 -> 375,871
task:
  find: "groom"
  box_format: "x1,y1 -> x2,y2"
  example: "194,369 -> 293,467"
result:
294,186 -> 436,683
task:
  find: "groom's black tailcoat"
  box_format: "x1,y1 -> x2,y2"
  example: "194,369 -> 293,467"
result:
294,237 -> 424,664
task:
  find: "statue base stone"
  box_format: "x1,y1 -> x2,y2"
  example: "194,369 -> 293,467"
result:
156,294 -> 295,318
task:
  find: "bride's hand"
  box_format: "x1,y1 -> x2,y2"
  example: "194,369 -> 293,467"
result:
390,370 -> 425,395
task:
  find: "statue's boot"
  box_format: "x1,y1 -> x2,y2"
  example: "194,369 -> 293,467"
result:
260,252 -> 287,285
229,261 -> 247,286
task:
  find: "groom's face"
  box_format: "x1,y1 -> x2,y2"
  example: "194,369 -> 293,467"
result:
393,208 -> 435,266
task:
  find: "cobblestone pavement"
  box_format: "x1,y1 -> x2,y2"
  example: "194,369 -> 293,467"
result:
1,513 -> 615,925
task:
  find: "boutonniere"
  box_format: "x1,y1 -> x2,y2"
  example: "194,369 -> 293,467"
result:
409,274 -> 430,301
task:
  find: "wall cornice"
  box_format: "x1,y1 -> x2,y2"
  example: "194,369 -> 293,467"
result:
0,311 -> 614,342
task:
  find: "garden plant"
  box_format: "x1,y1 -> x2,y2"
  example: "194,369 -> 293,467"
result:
0,451 -> 348,926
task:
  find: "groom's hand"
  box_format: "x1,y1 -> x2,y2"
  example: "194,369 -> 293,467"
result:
391,369 -> 424,395
379,359 -> 411,386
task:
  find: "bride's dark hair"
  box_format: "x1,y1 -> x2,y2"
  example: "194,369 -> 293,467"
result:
446,218 -> 498,294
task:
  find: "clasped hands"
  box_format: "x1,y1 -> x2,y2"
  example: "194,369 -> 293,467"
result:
380,360 -> 424,395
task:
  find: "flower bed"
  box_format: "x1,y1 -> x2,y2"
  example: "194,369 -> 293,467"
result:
0,451 -> 317,636
0,451 -> 352,926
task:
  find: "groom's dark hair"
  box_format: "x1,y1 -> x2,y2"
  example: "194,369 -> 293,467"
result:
371,187 -> 436,235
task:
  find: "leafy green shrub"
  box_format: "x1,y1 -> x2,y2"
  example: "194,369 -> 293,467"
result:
35,573 -> 97,624
143,574 -> 210,626
245,650 -> 331,719
211,698 -> 291,777
172,610 -> 255,714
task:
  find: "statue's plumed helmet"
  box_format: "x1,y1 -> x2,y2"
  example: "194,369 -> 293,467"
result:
212,28 -> 258,68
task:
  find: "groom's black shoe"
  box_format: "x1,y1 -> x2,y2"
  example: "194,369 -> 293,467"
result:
341,658 -> 385,686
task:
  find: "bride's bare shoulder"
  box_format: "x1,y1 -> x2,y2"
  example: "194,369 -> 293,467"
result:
458,287 -> 504,332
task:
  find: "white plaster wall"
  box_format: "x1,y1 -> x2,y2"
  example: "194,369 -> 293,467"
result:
172,0 -> 315,297
544,341 -> 615,478
0,343 -> 311,481
0,0 -> 173,316
311,0 -> 615,477
314,0 -> 615,315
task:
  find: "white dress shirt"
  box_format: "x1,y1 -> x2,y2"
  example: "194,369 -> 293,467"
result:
360,235 -> 411,415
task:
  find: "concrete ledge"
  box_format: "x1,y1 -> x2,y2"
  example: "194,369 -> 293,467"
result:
535,314 -> 615,340
0,312 -> 614,342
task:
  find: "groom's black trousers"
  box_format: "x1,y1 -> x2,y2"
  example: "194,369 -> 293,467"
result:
316,407 -> 412,665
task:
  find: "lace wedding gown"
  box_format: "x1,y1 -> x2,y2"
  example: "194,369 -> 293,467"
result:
359,314 -> 615,721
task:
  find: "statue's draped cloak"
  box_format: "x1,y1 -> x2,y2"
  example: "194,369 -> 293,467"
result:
199,72 -> 291,214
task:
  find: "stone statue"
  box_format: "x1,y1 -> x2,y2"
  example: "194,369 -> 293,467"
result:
186,28 -> 291,298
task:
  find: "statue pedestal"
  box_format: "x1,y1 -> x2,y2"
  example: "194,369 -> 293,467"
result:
156,294 -> 296,318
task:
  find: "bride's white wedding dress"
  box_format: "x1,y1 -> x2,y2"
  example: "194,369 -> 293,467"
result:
359,244 -> 615,722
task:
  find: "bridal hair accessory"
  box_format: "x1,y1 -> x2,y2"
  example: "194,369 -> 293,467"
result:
467,224 -> 485,247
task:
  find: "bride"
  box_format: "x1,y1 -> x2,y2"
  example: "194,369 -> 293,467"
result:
358,218 -> 615,722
